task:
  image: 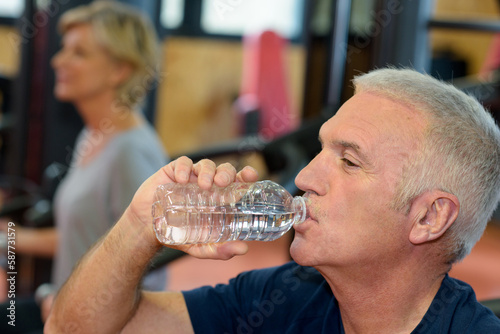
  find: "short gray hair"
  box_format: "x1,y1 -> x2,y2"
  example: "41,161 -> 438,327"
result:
353,67 -> 500,263
58,0 -> 160,107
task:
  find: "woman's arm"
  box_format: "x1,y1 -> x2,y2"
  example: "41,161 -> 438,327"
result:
0,220 -> 58,258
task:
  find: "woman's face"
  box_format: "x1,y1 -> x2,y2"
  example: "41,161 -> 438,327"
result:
51,24 -> 125,104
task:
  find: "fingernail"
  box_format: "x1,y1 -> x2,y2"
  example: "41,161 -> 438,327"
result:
201,175 -> 212,186
219,172 -> 230,184
179,171 -> 189,182
244,166 -> 258,173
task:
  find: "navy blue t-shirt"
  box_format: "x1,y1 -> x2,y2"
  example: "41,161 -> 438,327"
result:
183,262 -> 500,333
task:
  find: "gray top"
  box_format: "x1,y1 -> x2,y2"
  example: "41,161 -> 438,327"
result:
52,123 -> 168,290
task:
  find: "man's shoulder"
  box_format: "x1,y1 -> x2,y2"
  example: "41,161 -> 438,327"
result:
414,275 -> 500,333
451,276 -> 500,328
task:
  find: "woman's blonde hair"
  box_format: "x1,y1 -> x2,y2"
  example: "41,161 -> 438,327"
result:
58,0 -> 160,107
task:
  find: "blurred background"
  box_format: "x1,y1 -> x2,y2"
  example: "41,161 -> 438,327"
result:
0,0 -> 499,308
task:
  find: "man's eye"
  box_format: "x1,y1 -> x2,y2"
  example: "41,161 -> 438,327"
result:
341,158 -> 358,167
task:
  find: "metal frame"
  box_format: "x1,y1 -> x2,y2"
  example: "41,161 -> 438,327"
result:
326,0 -> 352,110
371,0 -> 433,73
429,19 -> 500,33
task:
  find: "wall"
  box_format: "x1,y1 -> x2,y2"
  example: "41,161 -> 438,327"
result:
431,0 -> 500,76
0,26 -> 19,77
154,37 -> 305,157
0,25 -> 305,160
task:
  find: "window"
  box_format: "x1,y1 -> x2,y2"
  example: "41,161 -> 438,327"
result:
0,0 -> 24,19
201,0 -> 303,39
160,0 -> 184,30
158,0 -> 305,41
429,0 -> 500,80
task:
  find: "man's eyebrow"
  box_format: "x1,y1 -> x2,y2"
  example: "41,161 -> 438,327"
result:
334,140 -> 372,165
317,135 -> 372,164
336,140 -> 360,152
318,136 -> 361,153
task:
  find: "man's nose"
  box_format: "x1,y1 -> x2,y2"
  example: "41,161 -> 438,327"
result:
295,153 -> 326,196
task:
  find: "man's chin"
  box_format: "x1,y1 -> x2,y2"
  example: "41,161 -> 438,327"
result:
289,237 -> 310,266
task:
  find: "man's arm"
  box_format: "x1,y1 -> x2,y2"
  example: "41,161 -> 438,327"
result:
45,211 -> 167,333
44,157 -> 258,333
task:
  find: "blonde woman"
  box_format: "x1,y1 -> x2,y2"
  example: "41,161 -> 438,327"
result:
1,1 -> 168,330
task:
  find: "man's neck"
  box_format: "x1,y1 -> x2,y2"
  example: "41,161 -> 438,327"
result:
318,259 -> 448,334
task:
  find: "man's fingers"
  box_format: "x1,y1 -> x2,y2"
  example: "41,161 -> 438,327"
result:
217,241 -> 249,259
193,159 -> 217,189
171,241 -> 249,260
214,163 -> 237,187
155,159 -> 256,260
164,156 -> 193,184
236,166 -> 259,183
161,157 -> 258,190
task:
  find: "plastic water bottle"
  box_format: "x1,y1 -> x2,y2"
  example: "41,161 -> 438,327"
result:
152,180 -> 306,245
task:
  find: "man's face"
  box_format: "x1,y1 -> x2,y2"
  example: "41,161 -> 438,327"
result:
291,91 -> 427,272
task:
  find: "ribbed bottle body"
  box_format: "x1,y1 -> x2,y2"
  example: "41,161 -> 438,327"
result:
152,181 -> 305,245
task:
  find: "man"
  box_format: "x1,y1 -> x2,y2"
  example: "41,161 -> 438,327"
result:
45,68 -> 500,333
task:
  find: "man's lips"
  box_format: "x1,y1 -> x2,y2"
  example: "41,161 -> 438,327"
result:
302,194 -> 316,221
304,205 -> 314,222
293,199 -> 317,232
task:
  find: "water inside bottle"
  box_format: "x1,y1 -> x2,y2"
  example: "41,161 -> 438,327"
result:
153,203 -> 298,245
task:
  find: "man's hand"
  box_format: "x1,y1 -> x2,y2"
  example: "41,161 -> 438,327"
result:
45,157 -> 259,333
124,156 -> 259,260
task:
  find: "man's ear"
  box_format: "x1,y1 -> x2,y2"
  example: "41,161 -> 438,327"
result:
408,190 -> 460,245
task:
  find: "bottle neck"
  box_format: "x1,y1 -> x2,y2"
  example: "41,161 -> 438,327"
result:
292,196 -> 307,225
